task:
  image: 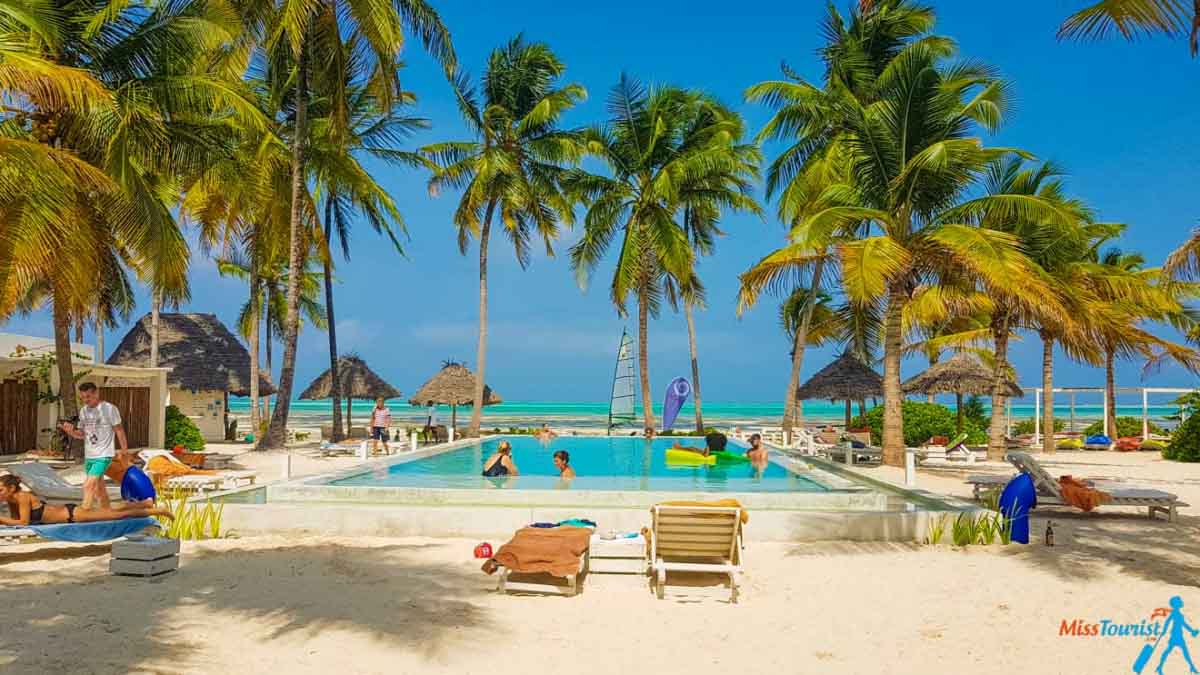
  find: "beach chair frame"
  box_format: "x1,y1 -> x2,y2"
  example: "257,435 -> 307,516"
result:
495,551 -> 590,597
5,462 -> 121,503
1005,451 -> 1185,522
649,505 -> 743,603
138,450 -> 257,491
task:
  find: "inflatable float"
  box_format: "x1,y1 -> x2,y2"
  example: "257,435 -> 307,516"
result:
665,448 -> 715,465
710,451 -> 750,464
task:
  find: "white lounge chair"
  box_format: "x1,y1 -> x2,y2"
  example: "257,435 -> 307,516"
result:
648,504 -> 744,603
4,462 -> 121,503
972,452 -> 1185,521
138,450 -> 256,492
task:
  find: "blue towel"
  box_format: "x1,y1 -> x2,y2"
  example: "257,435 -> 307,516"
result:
12,517 -> 160,542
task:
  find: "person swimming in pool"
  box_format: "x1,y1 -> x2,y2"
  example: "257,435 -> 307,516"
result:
536,423 -> 557,442
672,431 -> 728,457
482,440 -> 519,477
553,450 -> 575,479
0,475 -> 173,526
746,434 -> 769,462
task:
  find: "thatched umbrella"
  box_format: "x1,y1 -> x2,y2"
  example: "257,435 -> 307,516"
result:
299,355 -> 401,433
902,352 -> 1023,432
408,361 -> 502,429
796,353 -> 884,427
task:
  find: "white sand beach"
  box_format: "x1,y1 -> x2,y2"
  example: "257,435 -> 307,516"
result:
3,449 -> 1199,675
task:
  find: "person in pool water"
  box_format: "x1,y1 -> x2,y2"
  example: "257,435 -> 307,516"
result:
553,450 -> 575,479
0,475 -> 173,526
746,434 -> 768,462
672,431 -> 728,457
482,440 -> 519,477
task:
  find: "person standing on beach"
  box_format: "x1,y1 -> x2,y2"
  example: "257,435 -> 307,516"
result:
370,397 -> 392,454
424,404 -> 438,442
59,382 -> 127,510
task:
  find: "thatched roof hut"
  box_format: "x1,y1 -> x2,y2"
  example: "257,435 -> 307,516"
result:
902,352 -> 1023,397
299,355 -> 401,432
107,313 -> 275,396
902,352 -> 1022,432
796,353 -> 883,427
408,361 -> 501,428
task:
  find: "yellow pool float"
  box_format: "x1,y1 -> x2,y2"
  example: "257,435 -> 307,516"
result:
665,448 -> 715,465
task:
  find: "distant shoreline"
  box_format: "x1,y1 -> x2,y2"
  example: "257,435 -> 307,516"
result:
227,398 -> 1184,431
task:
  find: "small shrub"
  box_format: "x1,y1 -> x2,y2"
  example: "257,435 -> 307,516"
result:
1083,416 -> 1164,438
960,395 -> 989,429
156,489 -> 224,540
851,401 -> 986,447
926,514 -> 948,545
951,513 -> 977,547
1014,418 -> 1064,435
164,405 -> 204,451
1165,414 -> 1200,462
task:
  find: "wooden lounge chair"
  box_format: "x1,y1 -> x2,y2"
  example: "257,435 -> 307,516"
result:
496,552 -> 590,597
991,452 -> 1185,521
4,462 -> 121,503
648,504 -> 744,603
138,450 -> 256,492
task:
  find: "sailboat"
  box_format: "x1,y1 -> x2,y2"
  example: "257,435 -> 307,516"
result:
608,329 -> 638,433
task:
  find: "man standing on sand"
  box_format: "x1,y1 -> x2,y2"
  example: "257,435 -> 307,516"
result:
370,397 -> 392,455
60,382 -> 128,510
424,403 -> 439,442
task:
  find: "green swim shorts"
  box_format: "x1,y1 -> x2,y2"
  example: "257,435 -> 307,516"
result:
84,457 -> 112,477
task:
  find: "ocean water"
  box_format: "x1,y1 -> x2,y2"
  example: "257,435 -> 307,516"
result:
228,397 -> 1187,431
328,435 -> 826,492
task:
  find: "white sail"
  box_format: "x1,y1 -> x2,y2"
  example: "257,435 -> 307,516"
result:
608,330 -> 638,432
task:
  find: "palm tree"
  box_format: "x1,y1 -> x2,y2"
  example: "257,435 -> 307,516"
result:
741,0 -> 939,434
423,36 -> 586,438
1,0 -> 256,424
309,40 -> 427,441
256,0 -> 454,449
567,77 -> 760,432
754,23 -> 1075,465
1059,1 -> 1199,56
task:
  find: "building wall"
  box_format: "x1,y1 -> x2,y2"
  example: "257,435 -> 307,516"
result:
0,359 -> 168,450
169,388 -> 227,442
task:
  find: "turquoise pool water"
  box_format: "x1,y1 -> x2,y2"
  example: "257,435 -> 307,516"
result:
328,436 -> 830,493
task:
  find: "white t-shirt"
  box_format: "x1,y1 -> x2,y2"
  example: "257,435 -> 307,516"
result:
427,405 -> 438,425
79,401 -> 121,459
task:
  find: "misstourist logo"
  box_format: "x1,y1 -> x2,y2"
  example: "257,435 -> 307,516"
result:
1062,596 -> 1200,674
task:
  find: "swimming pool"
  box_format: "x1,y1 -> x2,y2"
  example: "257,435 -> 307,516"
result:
327,436 -> 831,493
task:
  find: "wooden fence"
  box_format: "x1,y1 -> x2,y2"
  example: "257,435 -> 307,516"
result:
0,379 -> 38,455
100,386 -> 151,448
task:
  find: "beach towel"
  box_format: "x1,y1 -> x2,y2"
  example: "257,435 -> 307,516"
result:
3,517 -> 159,542
485,526 -> 592,577
1058,475 -> 1112,512
146,456 -> 219,480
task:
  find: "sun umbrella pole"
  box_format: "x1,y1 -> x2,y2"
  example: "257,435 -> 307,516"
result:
843,400 -> 852,429
346,397 -> 352,435
451,404 -> 458,432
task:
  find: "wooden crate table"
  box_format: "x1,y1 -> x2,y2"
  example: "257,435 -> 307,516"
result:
588,533 -> 647,574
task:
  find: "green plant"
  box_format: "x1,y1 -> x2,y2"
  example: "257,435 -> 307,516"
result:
155,490 -> 225,541
950,513 -> 978,547
997,509 -> 1014,545
1014,418 -> 1064,435
979,487 -> 1002,512
926,514 -> 948,545
960,395 -> 989,429
164,405 -> 205,451
1083,417 -> 1165,438
1167,393 -> 1200,421
852,402 -> 987,447
1164,413 -> 1200,462
976,514 -> 999,545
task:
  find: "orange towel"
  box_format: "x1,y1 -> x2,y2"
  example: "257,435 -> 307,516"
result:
1058,475 -> 1112,512
487,526 -> 591,577
146,456 -> 219,479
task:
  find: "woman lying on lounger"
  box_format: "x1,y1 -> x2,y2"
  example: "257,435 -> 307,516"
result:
0,475 -> 173,526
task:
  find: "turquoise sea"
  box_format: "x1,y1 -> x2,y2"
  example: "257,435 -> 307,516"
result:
229,397 -> 1188,431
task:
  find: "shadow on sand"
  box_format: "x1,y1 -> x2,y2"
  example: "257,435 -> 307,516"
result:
0,541 -> 488,673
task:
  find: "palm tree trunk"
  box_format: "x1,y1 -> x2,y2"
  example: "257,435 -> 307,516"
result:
638,291 -> 656,432
322,198 -> 343,442
95,319 -> 104,364
881,283 -> 906,466
782,257 -> 825,433
149,291 -> 161,368
1105,347 -> 1117,438
262,41 -> 309,451
51,288 -> 78,460
987,316 -> 1011,461
264,302 -> 273,376
955,392 -> 964,434
468,199 -> 497,439
1041,331 -> 1055,454
248,256 -> 261,441
74,318 -> 83,344
684,300 -> 704,433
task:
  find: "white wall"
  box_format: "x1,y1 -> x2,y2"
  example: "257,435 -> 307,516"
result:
0,333 -> 94,362
170,388 -> 226,442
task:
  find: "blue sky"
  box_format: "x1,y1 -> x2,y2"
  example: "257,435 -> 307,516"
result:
3,1 -> 1199,404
